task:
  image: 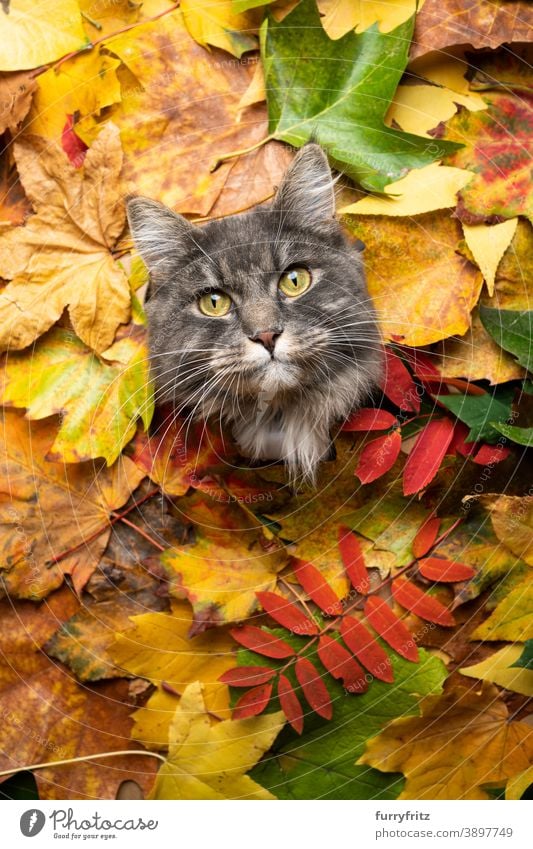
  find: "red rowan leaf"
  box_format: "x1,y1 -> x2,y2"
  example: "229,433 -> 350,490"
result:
380,348 -> 420,413
317,635 -> 368,693
403,418 -> 454,495
292,558 -> 343,615
256,591 -> 318,635
340,616 -> 394,683
355,431 -> 402,484
295,657 -> 333,719
418,557 -> 476,583
472,443 -> 511,465
219,666 -> 277,687
229,625 -> 296,659
338,526 -> 370,594
412,516 -> 441,559
392,577 -> 455,626
232,683 -> 273,719
342,407 -> 397,431
61,115 -> 88,168
448,421 -> 477,457
409,350 -> 441,382
364,597 -> 419,662
277,674 -> 304,734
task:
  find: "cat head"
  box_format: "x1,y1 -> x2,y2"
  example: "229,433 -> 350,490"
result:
127,144 -> 383,475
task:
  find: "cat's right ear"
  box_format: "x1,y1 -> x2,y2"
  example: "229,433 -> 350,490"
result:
126,196 -> 195,274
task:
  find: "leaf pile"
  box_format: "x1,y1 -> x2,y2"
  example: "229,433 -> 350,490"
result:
0,0 -> 532,801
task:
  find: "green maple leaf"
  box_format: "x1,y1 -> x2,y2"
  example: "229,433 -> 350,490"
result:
261,0 -> 461,191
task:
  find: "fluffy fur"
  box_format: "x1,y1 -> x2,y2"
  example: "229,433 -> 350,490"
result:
127,145 -> 383,483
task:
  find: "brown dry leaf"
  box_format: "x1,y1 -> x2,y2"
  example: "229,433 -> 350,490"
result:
0,70 -> 36,134
358,682 -> 533,799
0,409 -> 145,598
84,9 -> 290,217
411,0 -> 533,60
0,150 -> 32,228
344,212 -> 483,346
0,123 -> 130,353
433,307 -> 525,385
0,600 -> 158,799
479,495 -> 533,567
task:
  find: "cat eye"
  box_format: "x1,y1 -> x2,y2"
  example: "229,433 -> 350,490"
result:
278,266 -> 311,298
198,290 -> 232,317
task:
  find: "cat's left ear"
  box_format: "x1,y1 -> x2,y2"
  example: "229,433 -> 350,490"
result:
126,196 -> 195,273
272,144 -> 336,230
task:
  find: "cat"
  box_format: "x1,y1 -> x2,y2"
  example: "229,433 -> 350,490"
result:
127,144 -> 383,484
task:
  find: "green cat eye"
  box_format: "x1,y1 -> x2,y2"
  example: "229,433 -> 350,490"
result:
278,266 -> 311,298
198,291 -> 232,317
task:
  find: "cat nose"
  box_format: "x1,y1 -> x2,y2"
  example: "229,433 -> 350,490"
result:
250,330 -> 281,354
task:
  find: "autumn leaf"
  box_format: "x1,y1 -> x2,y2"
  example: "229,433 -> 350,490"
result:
159,494 -> 289,631
358,682 -> 533,799
460,644 -> 533,697
472,574 -> 533,642
344,212 -> 483,346
437,386 -> 515,443
479,306 -> 532,372
0,596 -> 158,800
181,0 -> 259,56
462,218 -> 518,297
438,89 -> 533,224
318,0 -> 420,38
0,0 -> 88,71
0,124 -> 131,353
411,0 -> 533,59
1,319 -> 154,465
479,494 -> 533,567
88,8 -> 291,218
0,149 -> 32,227
149,681 -> 283,799
0,409 -> 145,598
262,0 -> 460,192
0,70 -> 36,134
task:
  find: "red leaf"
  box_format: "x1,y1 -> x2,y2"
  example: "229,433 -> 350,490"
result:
233,683 -> 273,719
355,431 -> 402,484
380,349 -> 420,413
292,559 -> 343,615
472,443 -> 511,465
392,577 -> 455,626
219,667 -> 277,687
295,657 -> 332,719
448,421 -> 477,457
408,350 -> 441,382
412,516 -> 441,559
364,597 -> 419,662
342,408 -> 397,431
338,526 -> 370,594
340,616 -> 394,683
61,115 -> 88,168
403,418 -> 454,496
317,635 -> 368,693
229,625 -> 296,659
418,557 -> 475,583
256,591 -> 318,636
278,674 -> 304,734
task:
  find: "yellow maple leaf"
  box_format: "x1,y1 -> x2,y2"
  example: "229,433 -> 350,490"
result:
149,681 -> 283,799
344,211 -> 483,346
0,0 -> 87,72
0,123 -> 130,353
358,683 -> 533,799
181,0 -> 260,57
386,83 -> 484,137
318,0 -> 420,38
109,601 -> 236,749
472,574 -> 533,642
0,319 -> 153,465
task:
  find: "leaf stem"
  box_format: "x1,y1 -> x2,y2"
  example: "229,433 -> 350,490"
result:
112,514 -> 166,552
210,136 -> 273,172
0,750 -> 165,778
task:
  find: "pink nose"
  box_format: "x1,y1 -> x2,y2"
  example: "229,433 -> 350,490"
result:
250,331 -> 281,354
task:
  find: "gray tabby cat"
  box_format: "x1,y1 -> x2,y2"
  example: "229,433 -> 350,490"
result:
127,144 -> 383,483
